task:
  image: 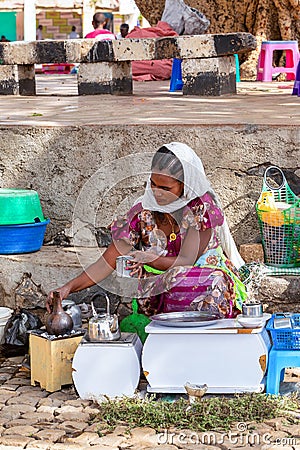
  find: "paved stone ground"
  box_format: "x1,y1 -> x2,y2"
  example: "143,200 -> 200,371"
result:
0,355 -> 299,450
0,76 -> 299,126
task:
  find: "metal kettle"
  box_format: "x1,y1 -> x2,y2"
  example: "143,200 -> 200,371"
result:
88,313 -> 120,341
88,295 -> 120,341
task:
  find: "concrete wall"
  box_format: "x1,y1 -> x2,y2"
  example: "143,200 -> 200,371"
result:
0,123 -> 299,312
0,124 -> 299,246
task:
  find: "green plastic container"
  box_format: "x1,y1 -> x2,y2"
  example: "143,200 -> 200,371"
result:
0,188 -> 45,225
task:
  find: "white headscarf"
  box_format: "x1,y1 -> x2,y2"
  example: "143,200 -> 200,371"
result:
141,142 -> 244,269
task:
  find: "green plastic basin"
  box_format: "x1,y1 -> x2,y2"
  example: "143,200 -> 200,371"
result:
0,188 -> 45,225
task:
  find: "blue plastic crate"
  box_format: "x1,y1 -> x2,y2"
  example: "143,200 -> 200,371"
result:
0,219 -> 50,254
266,313 -> 300,350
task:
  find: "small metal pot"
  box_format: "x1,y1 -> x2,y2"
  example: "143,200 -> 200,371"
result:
116,255 -> 137,278
88,313 -> 120,341
62,299 -> 82,330
242,302 -> 263,317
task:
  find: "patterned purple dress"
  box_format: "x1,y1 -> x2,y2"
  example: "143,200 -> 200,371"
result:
111,193 -> 244,318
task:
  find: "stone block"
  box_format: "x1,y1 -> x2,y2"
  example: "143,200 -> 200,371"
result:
239,243 -> 264,263
154,37 -> 181,59
2,42 -> 36,65
0,435 -> 35,447
78,61 -> 132,95
182,55 -> 236,96
213,32 -> 257,56
26,440 -> 56,449
260,275 -> 300,313
1,404 -> 36,419
35,41 -> 67,64
18,64 -> 36,96
178,35 -> 215,59
35,429 -> 66,442
63,431 -> 101,445
0,32 -> 256,65
7,395 -> 39,406
113,38 -> 155,61
83,40 -> 114,63
65,39 -> 94,64
3,425 -> 39,436
0,65 -> 18,95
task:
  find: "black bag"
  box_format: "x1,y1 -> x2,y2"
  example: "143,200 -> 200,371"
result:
0,309 -> 43,357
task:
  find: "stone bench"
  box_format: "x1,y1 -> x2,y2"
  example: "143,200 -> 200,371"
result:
0,32 -> 256,96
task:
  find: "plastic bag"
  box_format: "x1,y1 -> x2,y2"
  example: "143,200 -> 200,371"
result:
161,0 -> 210,35
1,309 -> 43,356
120,299 -> 150,344
182,6 -> 210,35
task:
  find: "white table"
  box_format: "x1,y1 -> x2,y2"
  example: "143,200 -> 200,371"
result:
142,319 -> 271,394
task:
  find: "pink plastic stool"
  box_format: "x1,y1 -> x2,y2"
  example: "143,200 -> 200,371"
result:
257,40 -> 300,82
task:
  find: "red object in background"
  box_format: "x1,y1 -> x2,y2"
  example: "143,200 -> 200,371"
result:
127,21 -> 178,81
41,63 -> 75,74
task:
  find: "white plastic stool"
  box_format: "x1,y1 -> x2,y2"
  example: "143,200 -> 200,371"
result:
257,40 -> 299,82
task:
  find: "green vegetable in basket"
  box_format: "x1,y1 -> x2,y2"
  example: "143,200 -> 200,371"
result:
120,298 -> 151,344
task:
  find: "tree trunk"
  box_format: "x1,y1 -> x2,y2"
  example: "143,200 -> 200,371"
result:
135,0 -> 300,79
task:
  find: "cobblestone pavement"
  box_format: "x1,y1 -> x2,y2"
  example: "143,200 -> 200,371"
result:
0,356 -> 299,450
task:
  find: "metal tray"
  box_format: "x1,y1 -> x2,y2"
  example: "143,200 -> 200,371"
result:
150,311 -> 221,327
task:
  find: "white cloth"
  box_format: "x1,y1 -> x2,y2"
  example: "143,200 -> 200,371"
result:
141,142 -> 244,268
68,31 -> 79,39
36,28 -> 43,40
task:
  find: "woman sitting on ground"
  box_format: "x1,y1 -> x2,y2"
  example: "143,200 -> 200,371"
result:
47,142 -> 246,317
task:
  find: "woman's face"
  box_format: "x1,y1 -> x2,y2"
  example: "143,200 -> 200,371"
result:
150,172 -> 184,206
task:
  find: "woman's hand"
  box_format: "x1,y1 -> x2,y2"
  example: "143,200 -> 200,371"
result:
130,250 -> 158,264
127,250 -> 159,279
46,285 -> 71,313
